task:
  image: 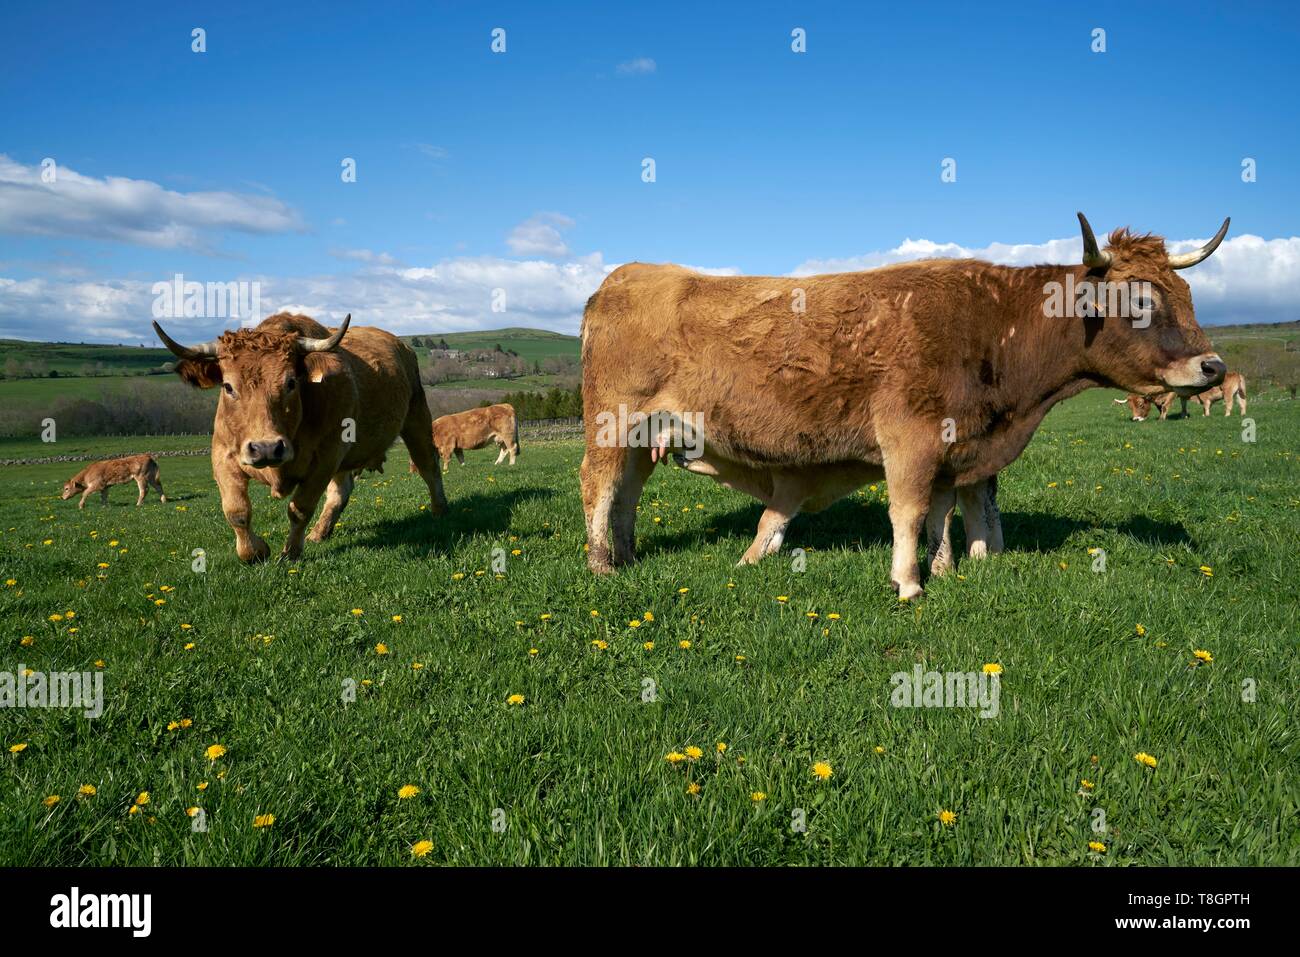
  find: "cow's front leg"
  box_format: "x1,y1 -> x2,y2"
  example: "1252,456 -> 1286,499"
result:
100,488 -> 110,506
216,463 -> 269,563
882,447 -> 937,599
135,477 -> 147,506
494,445 -> 507,465
308,471 -> 354,543
926,486 -> 956,575
78,488 -> 92,509
283,473 -> 332,560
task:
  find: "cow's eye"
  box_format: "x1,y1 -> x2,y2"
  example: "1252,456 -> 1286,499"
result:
223,383 -> 235,396
285,376 -> 296,392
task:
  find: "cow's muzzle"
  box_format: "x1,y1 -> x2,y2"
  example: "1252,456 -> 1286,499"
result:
1162,353 -> 1226,396
243,438 -> 294,468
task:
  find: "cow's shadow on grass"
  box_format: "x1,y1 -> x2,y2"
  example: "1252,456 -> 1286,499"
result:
645,498 -> 1192,559
334,486 -> 558,557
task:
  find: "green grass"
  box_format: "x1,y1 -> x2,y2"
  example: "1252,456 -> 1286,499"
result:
0,390 -> 1296,865
405,327 -> 580,361
0,339 -> 172,375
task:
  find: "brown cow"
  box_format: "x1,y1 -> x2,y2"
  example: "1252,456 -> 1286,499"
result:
61,454 -> 166,509
580,213 -> 1229,597
154,312 -> 447,562
408,403 -> 519,473
1118,371 -> 1246,420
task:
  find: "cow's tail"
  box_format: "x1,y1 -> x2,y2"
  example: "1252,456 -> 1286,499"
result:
511,412 -> 521,456
1237,375 -> 1247,398
144,456 -> 160,481
1112,397 -> 1127,404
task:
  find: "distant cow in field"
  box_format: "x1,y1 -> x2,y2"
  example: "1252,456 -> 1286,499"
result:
61,454 -> 166,509
1117,371 -> 1246,420
581,213 -> 1229,597
409,403 -> 519,473
154,312 -> 447,562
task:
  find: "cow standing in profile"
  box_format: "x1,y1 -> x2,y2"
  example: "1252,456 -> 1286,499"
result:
61,454 -> 166,509
155,312 -> 447,562
1117,370 -> 1246,420
408,403 -> 520,473
580,214 -> 1229,597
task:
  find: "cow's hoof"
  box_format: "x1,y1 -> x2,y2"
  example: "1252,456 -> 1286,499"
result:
968,541 -> 988,560
307,530 -> 330,543
239,540 -> 271,564
891,579 -> 924,600
160,496 -> 168,503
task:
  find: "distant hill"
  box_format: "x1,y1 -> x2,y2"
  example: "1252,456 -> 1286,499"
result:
0,339 -> 172,377
402,327 -> 580,361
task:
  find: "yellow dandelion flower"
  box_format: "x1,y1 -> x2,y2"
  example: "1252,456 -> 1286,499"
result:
665,752 -> 686,764
398,784 -> 420,799
20,636 -> 34,647
391,615 -> 403,623
938,810 -> 957,826
42,795 -> 61,807
186,806 -> 200,817
204,744 -> 227,761
1135,624 -> 1146,637
751,791 -> 767,802
1199,565 -> 1213,577
679,640 -> 691,649
1134,752 -> 1158,768
628,619 -> 642,628
589,610 -> 600,618
874,746 -> 885,755
350,608 -> 364,616
716,742 -> 727,753
196,782 -> 208,791
375,643 -> 389,655
678,587 -> 689,594
1089,841 -> 1107,853
827,613 -> 841,620
167,721 -> 180,732
812,761 -> 833,780
735,654 -> 746,662
685,746 -> 703,760
128,805 -> 140,816
539,613 -> 552,621
528,648 -> 539,657
252,814 -> 275,828
982,663 -> 1002,675
643,611 -> 654,622
78,784 -> 96,797
1193,649 -> 1213,663
776,595 -> 788,603
643,641 -> 654,650
591,639 -> 608,650
134,791 -> 150,806
452,572 -> 465,580
507,694 -> 525,705
411,840 -> 434,858
686,782 -> 701,796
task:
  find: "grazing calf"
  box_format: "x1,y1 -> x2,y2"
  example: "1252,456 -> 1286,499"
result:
409,403 -> 520,473
62,454 -> 166,509
581,213 -> 1229,597
155,312 -> 447,562
1117,392 -> 1179,420
671,451 -> 1001,571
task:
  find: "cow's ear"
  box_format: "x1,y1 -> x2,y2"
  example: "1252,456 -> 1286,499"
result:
303,351 -> 344,385
173,357 -> 223,389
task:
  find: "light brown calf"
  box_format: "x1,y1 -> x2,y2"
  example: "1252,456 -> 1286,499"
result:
1192,372 -> 1247,415
410,403 -> 519,472
62,454 -> 166,509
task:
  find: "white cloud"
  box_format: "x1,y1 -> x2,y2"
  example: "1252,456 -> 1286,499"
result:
0,154 -> 304,251
329,248 -> 400,266
616,57 -> 656,75
410,143 -> 449,161
791,233 -> 1300,325
506,212 -> 575,258
0,253 -> 616,343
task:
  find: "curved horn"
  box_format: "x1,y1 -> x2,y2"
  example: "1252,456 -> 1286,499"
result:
1077,212 -> 1112,270
152,321 -> 220,359
297,313 -> 351,353
1167,217 -> 1230,270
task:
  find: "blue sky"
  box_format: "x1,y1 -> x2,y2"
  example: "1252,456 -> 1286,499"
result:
1,0 -> 1297,341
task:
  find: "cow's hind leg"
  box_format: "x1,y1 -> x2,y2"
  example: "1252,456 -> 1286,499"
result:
403,409 -> 449,516
494,441 -> 508,466
739,476 -> 803,565
135,476 -> 147,506
581,444 -> 626,574
881,440 -> 938,599
100,487 -> 109,506
308,471 -> 355,542
150,475 -> 167,503
926,486 -> 956,576
611,446 -> 655,566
